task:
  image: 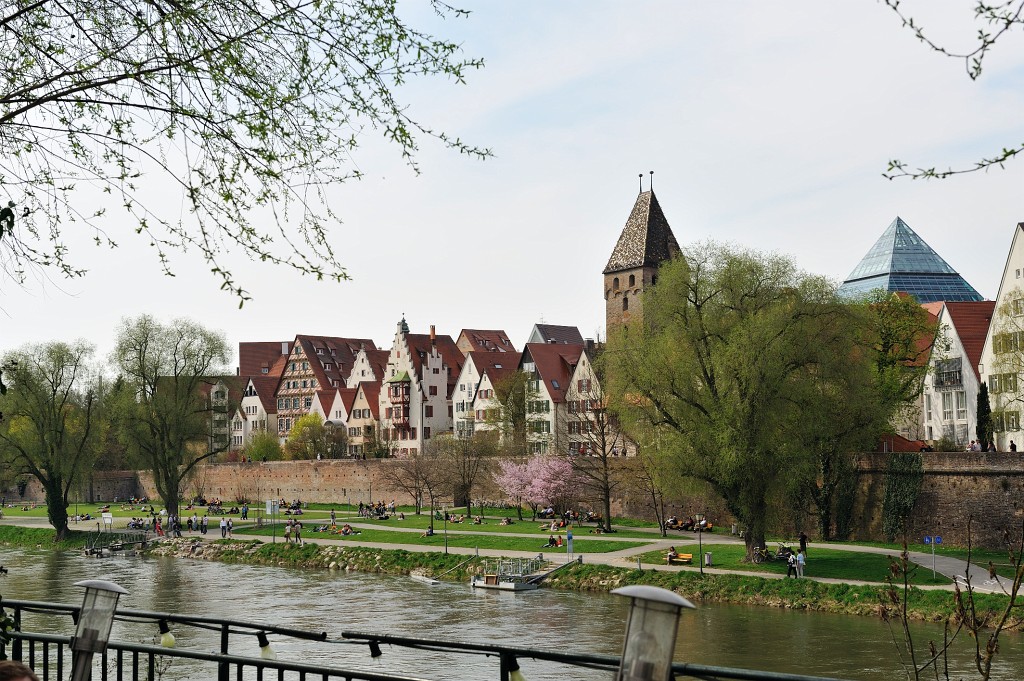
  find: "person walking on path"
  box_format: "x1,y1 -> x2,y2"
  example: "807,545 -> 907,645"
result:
294,520 -> 303,546
227,518 -> 233,538
202,515 -> 209,535
797,549 -> 806,578
330,509 -> 336,528
787,552 -> 798,578
220,517 -> 228,538
799,531 -> 808,555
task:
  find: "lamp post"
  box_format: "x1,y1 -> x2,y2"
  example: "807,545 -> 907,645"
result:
70,579 -> 128,681
611,585 -> 694,681
694,512 -> 705,576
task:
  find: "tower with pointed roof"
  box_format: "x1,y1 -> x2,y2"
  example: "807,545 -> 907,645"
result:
603,189 -> 681,330
838,217 -> 985,303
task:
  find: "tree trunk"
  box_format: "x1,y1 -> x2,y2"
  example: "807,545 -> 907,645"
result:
602,486 -> 613,533
42,477 -> 70,541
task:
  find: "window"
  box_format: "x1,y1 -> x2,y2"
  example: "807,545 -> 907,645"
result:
425,405 -> 434,417
578,378 -> 591,392
424,427 -> 431,439
429,386 -> 438,396
302,380 -> 308,388
1008,411 -> 1021,431
613,277 -> 619,290
410,428 -> 417,439
292,398 -> 299,408
277,398 -> 284,410
433,368 -> 440,374
304,397 -> 312,408
1014,299 -> 1024,316
941,392 -> 953,421
628,274 -> 635,287
934,358 -> 963,389
291,362 -> 296,371
955,391 -> 967,420
990,373 -> 1018,394
302,361 -> 309,370
261,368 -> 269,374
925,394 -> 932,422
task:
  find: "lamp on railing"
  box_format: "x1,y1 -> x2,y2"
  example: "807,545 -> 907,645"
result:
157,619 -> 175,648
70,579 -> 128,681
257,631 -> 276,660
611,585 -> 694,681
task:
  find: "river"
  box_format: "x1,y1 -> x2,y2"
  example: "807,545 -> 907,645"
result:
0,547 -> 1020,680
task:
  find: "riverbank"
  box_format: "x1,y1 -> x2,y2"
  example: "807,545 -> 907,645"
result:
0,526 -> 1010,626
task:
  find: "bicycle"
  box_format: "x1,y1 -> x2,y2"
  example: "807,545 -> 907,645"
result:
751,545 -> 773,564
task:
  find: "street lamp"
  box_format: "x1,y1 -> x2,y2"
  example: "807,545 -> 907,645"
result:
71,579 -> 128,681
694,512 -> 705,576
611,585 -> 694,681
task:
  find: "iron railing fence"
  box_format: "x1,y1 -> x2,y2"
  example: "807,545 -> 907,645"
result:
1,597 -> 848,681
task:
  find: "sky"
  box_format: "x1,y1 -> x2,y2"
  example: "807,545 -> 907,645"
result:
3,1 -> 1024,368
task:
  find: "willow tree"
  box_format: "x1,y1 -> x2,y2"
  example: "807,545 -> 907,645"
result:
0,1 -> 487,299
608,242 -> 866,558
0,342 -> 104,540
112,315 -> 230,515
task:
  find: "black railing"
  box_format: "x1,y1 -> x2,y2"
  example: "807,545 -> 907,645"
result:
0,598 -> 848,681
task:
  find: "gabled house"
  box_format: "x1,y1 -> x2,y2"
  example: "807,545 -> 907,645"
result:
230,375 -> 280,451
379,319 -> 464,455
563,350 -> 635,457
920,301 -> 995,446
274,335 -> 376,439
519,342 -> 584,454
346,345 -> 391,388
310,387 -> 357,429
237,341 -> 290,378
348,381 -> 381,457
453,351 -> 521,438
979,222 -> 1024,450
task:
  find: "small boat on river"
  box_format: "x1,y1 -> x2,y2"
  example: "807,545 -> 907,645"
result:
469,556 -> 581,591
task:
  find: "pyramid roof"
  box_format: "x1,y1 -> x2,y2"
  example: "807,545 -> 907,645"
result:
603,190 -> 680,274
838,217 -> 984,303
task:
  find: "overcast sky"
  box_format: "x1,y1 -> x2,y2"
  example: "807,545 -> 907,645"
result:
3,1 -> 1023,367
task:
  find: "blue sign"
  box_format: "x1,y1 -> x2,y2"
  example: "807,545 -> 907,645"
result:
923,536 -> 932,544
935,536 -> 942,545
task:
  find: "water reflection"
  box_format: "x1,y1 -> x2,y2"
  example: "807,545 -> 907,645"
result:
0,547 -> 1021,680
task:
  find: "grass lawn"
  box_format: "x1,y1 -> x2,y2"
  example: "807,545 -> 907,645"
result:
635,544 -> 951,586
320,512 -> 665,539
817,540 -> 1022,580
233,524 -> 649,553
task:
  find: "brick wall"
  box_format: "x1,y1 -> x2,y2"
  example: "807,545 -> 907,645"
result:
853,452 -> 1024,549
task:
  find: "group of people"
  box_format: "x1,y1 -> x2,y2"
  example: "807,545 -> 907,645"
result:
282,518 -> 303,544
965,440 -> 999,452
665,515 -> 713,532
542,534 -> 564,548
786,549 -> 808,578
358,500 -> 394,519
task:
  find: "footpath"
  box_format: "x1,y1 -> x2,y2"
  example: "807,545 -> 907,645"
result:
3,514 -> 1015,594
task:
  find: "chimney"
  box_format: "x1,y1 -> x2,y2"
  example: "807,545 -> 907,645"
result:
430,325 -> 436,348
281,341 -> 289,355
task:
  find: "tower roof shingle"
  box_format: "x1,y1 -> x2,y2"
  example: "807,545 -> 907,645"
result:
603,190 -> 680,274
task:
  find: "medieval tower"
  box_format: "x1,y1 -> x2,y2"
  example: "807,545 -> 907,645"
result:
603,185 -> 680,330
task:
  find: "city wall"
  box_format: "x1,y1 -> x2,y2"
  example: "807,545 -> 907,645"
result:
5,454 -> 1024,548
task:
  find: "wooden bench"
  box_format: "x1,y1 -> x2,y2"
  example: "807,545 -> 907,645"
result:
667,553 -> 693,565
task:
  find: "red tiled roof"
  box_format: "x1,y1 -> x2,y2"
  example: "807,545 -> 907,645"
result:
469,351 -> 522,388
316,389 -> 335,415
367,349 -> 391,379
238,341 -> 289,378
875,434 -> 928,452
406,333 -> 464,395
293,335 -> 377,391
338,387 -> 358,415
943,301 -> 996,381
457,329 -> 516,354
249,376 -> 280,415
523,343 -> 584,403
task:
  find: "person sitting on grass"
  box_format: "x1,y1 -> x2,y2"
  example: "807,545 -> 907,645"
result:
555,535 -> 563,548
500,517 -> 514,526
543,535 -> 556,548
666,547 -> 680,564
420,527 -> 435,538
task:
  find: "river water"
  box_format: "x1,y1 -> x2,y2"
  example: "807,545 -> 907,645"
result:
0,547 -> 1021,680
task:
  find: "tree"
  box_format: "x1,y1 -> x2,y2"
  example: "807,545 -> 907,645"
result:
561,375 -> 629,532
243,429 -> 283,462
111,315 -> 230,515
285,413 -> 346,460
0,1 -> 488,299
0,342 -> 103,540
977,383 -> 993,446
882,1 -> 1024,179
431,431 -> 498,515
379,448 -> 444,517
492,458 -> 530,520
607,242 -> 869,559
485,370 -> 545,457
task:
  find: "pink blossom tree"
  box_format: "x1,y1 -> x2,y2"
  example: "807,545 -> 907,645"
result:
493,458 -> 531,520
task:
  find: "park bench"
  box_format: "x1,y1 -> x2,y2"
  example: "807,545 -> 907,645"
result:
667,553 -> 693,565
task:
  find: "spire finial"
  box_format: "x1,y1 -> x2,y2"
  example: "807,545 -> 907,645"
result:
638,173 -> 643,193
649,170 -> 654,192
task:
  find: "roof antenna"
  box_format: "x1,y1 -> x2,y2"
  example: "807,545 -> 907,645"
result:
638,173 -> 643,193
649,170 -> 654,192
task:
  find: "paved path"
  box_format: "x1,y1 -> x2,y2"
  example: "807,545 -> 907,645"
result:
3,514 -> 1015,594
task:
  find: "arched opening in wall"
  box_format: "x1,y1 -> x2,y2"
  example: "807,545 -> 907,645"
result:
622,294 -> 628,311
613,277 -> 620,290
628,274 -> 635,287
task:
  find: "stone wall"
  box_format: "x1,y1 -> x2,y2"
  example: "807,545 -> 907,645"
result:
6,454 -> 1023,549
853,452 -> 1024,549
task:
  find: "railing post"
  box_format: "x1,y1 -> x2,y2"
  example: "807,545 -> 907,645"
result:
498,652 -> 512,681
12,606 -> 22,661
218,623 -> 230,681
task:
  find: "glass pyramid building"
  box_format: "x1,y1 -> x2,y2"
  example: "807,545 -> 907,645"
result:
838,217 -> 984,303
